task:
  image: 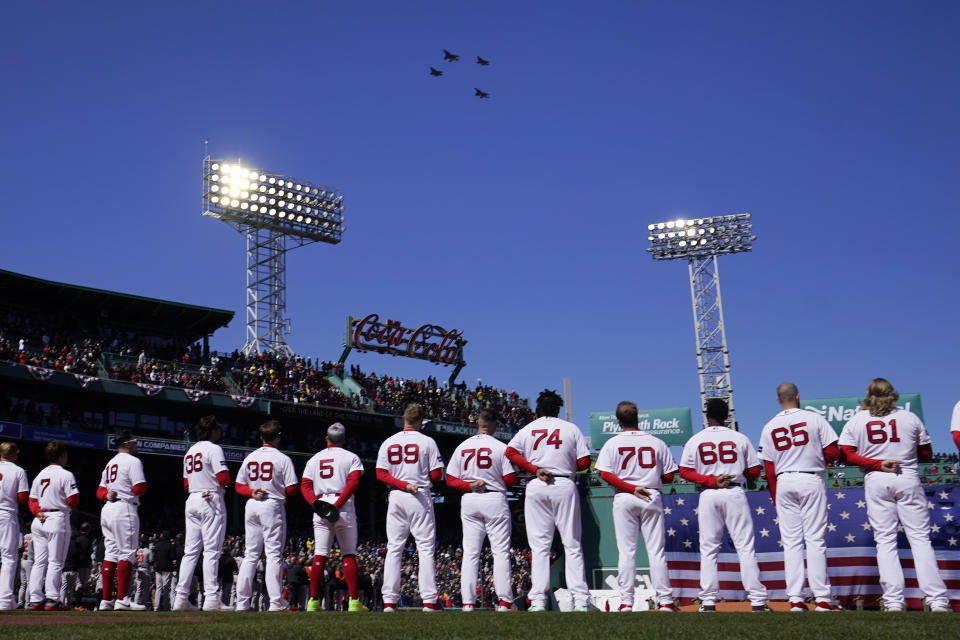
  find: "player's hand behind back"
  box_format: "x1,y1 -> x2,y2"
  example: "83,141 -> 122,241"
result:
633,486 -> 651,502
469,479 -> 486,492
880,460 -> 901,473
405,483 -> 419,495
715,474 -> 733,488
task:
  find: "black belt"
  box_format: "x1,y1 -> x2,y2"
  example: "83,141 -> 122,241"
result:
777,471 -> 818,477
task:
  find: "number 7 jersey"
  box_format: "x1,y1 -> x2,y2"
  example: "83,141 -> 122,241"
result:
679,426 -> 760,484
838,408 -> 930,474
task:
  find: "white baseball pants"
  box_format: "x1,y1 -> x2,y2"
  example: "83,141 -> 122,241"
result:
612,490 -> 673,606
524,477 -> 589,608
0,513 -> 18,609
236,499 -> 286,611
175,493 -> 226,603
460,492 -> 513,605
382,490 -> 437,605
775,473 -> 832,602
100,501 -> 139,564
28,512 -> 70,604
864,472 -> 949,610
697,487 -> 767,606
312,505 -> 358,557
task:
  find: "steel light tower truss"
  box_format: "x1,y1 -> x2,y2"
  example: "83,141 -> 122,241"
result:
647,214 -> 756,428
202,157 -> 345,356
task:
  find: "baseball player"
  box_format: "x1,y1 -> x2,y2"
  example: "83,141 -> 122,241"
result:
376,404 -> 444,612
678,399 -> 769,612
505,389 -> 591,612
301,422 -> 367,613
838,378 -> 950,612
950,400 -> 960,453
18,531 -> 33,608
134,535 -> 153,608
27,440 -> 79,611
96,430 -> 148,611
234,420 -> 298,612
446,409 -> 518,612
173,415 -> 232,612
595,401 -> 678,612
0,442 -> 29,611
758,383 -> 843,612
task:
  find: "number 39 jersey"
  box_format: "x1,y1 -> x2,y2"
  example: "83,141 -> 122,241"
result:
757,408 -> 838,473
99,451 -> 147,503
303,446 -> 364,503
182,440 -> 229,494
838,408 -> 930,474
236,446 -> 298,501
376,430 -> 443,488
680,426 -> 760,484
446,434 -> 515,492
594,431 -> 677,489
507,416 -> 590,476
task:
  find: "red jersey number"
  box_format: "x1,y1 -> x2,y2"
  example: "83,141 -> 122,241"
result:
107,464 -> 119,482
866,419 -> 900,444
246,461 -> 274,481
185,453 -> 203,474
771,423 -> 809,451
531,429 -> 562,450
387,444 -> 419,464
617,446 -> 656,470
317,459 -> 335,479
40,478 -> 50,497
698,441 -> 737,465
461,448 -> 493,470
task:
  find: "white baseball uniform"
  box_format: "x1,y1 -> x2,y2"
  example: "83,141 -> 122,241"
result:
950,401 -> 960,452
303,446 -> 364,557
174,440 -> 229,607
376,429 -> 443,606
595,430 -> 677,607
235,445 -> 297,611
679,426 -> 767,607
838,408 -> 949,610
758,408 -> 838,603
506,416 -> 591,609
99,452 -> 146,565
27,464 -> 78,605
0,460 -> 28,610
446,433 -> 516,606
18,533 -> 33,607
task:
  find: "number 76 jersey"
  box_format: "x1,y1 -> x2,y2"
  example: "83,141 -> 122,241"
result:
679,426 -> 760,484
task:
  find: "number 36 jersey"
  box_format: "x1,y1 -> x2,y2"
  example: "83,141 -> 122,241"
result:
838,408 -> 930,475
182,440 -> 229,494
758,408 -> 837,473
376,430 -> 443,488
680,426 -> 760,484
237,446 -> 298,501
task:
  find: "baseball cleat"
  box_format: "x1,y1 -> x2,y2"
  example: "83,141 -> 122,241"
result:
573,605 -> 589,612
619,604 -> 633,612
752,605 -> 772,612
659,603 -> 679,612
98,599 -> 115,611
27,603 -> 44,611
202,600 -> 234,612
814,601 -> 843,612
790,601 -> 808,612
306,598 -> 321,612
496,600 -> 517,612
114,598 -> 147,611
528,604 -> 546,612
461,604 -> 475,612
348,598 -> 369,612
929,604 -> 951,613
43,601 -> 67,611
172,598 -> 198,611
698,604 -> 716,612
422,602 -> 442,612
383,603 -> 397,613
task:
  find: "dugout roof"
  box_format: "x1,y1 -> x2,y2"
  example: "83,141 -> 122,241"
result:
0,268 -> 234,340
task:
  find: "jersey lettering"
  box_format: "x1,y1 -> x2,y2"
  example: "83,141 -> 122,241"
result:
866,419 -> 900,444
40,478 -> 50,496
317,459 -> 335,479
185,453 -> 203,474
108,464 -> 118,482
461,448 -> 493,470
771,422 -> 810,451
246,460 -> 274,481
618,446 -> 656,470
532,429 -> 562,450
387,443 -> 419,464
698,441 -> 737,464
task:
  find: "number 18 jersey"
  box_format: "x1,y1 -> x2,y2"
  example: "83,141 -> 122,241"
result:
99,451 -> 147,503
376,430 -> 443,488
838,408 -> 930,474
679,426 -> 759,484
758,409 -> 837,473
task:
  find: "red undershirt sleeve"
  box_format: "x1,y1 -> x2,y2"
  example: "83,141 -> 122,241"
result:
744,465 -> 762,479
216,470 -> 231,488
504,447 -> 537,474
502,472 -> 518,488
301,478 -> 316,504
917,443 -> 933,462
334,470 -> 362,508
953,431 -> 960,453
28,498 -> 41,516
234,482 -> 253,498
285,484 -> 299,497
576,456 -> 591,472
376,468 -> 409,491
446,474 -> 472,492
17,491 -> 28,504
183,478 -> 189,492
96,486 -> 109,502
66,494 -> 79,509
132,482 -> 147,497
763,460 -> 778,503
823,443 -> 842,463
840,445 -> 885,472
429,468 -> 443,483
661,472 -> 675,485
678,466 -> 718,488
599,471 -> 637,493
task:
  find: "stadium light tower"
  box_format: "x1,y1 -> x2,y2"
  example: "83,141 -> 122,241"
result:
202,158 -> 345,356
647,214 -> 756,428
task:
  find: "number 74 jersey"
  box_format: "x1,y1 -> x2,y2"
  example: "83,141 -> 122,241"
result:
838,408 -> 930,474
758,408 -> 838,473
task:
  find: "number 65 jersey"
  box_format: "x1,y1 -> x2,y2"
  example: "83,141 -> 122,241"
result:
838,408 -> 930,475
758,409 -> 838,473
679,426 -> 760,485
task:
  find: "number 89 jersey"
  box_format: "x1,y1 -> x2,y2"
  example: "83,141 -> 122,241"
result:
758,408 -> 838,473
376,430 -> 443,488
679,426 -> 760,484
236,446 -> 298,501
838,408 -> 930,475
594,431 -> 677,490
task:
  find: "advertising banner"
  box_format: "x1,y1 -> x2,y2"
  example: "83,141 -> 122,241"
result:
801,393 -> 923,434
23,425 -> 104,450
0,421 -> 22,439
589,407 -> 693,448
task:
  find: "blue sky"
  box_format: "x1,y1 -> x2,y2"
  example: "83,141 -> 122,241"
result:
2,1 -> 959,452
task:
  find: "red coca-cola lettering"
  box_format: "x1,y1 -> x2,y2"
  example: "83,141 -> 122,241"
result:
351,314 -> 464,365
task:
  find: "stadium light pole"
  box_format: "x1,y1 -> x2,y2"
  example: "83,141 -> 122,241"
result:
202,158 -> 345,356
646,214 -> 756,429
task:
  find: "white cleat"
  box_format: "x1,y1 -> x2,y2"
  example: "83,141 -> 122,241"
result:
172,598 -> 199,612
930,604 -> 952,613
461,604 -> 475,612
114,598 -> 147,611
382,604 -> 397,613
98,599 -> 115,611
528,604 -> 546,612
202,600 -> 234,612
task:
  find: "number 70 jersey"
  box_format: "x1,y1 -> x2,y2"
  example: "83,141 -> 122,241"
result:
838,408 -> 930,474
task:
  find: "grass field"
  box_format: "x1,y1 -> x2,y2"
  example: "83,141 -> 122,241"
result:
0,610 -> 956,640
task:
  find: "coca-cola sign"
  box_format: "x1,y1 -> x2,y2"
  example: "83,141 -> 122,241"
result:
348,314 -> 465,365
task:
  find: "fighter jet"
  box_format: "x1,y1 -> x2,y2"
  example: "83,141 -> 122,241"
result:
474,88 -> 490,98
429,67 -> 443,77
443,49 -> 460,62
476,56 -> 490,66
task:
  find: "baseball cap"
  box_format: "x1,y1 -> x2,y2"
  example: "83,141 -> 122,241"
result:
326,422 -> 346,444
115,430 -> 137,447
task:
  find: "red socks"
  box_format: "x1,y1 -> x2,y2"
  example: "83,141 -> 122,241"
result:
101,560 -> 116,600
343,555 -> 358,599
310,556 -> 327,600
117,560 -> 132,601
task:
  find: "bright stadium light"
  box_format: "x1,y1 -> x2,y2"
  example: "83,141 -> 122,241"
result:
647,212 -> 756,429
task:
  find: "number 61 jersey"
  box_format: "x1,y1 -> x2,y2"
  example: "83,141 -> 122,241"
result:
758,409 -> 838,473
838,408 -> 930,475
679,426 -> 760,484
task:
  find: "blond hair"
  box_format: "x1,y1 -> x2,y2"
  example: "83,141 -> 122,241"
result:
860,377 -> 899,417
